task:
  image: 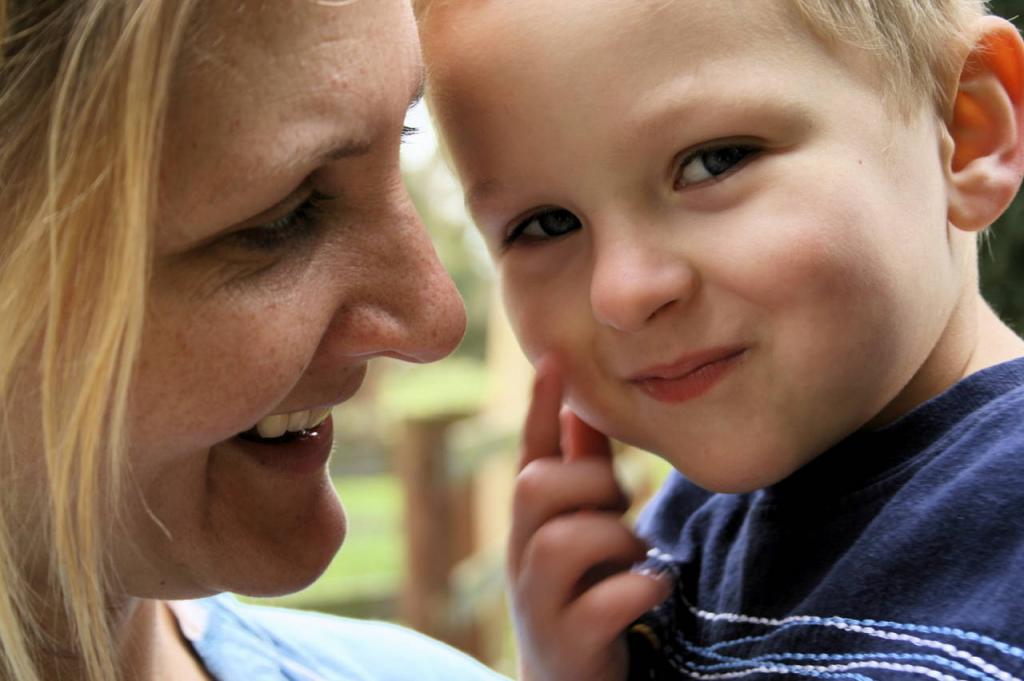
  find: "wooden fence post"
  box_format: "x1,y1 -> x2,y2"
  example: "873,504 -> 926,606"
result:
395,414 -> 481,657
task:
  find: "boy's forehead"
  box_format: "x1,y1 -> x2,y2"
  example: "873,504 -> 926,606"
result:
429,0 -> 797,53
427,0 -> 837,119
423,0 -> 902,215
426,0 -> 834,99
425,0 -> 891,128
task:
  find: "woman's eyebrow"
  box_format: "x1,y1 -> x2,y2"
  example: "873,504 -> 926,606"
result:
296,70 -> 425,166
319,137 -> 375,163
409,69 -> 426,110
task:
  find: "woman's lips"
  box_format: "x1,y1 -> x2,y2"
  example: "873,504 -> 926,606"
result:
630,347 -> 747,403
233,415 -> 335,476
228,364 -> 367,474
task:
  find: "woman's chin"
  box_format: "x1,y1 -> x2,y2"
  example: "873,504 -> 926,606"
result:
189,435 -> 349,593
214,490 -> 347,598
120,501 -> 346,602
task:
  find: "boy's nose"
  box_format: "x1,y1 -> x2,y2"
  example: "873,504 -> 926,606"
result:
589,236 -> 698,333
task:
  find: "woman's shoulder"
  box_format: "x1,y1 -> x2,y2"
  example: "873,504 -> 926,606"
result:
168,594 -> 510,681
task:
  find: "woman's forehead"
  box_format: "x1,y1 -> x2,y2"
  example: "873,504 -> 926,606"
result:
181,0 -> 416,83
158,0 -> 422,248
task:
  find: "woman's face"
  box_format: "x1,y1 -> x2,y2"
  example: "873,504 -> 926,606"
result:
116,0 -> 464,598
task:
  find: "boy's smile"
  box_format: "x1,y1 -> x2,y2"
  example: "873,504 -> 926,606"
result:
424,0 -> 983,492
628,346 -> 749,404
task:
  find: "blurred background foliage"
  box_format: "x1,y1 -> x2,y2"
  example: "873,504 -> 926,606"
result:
249,3 -> 1024,675
983,0 -> 1023,331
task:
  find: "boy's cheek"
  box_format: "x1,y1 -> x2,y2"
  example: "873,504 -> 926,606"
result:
502,281 -> 575,359
502,291 -> 614,412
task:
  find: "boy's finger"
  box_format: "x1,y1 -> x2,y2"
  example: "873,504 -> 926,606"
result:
509,457 -> 631,569
515,511 -> 648,607
560,408 -> 612,462
565,570 -> 674,650
520,356 -> 564,470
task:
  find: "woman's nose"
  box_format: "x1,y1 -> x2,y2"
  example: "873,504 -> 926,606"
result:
373,204 -> 467,364
321,195 -> 467,365
589,233 -> 698,333
397,236 -> 468,364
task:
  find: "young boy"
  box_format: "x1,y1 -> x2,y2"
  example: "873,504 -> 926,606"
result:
416,0 -> 1024,679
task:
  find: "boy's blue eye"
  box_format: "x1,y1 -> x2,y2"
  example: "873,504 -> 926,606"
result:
676,144 -> 760,188
505,208 -> 581,247
232,190 -> 334,252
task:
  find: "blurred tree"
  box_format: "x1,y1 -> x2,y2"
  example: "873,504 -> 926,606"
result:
983,1 -> 1024,332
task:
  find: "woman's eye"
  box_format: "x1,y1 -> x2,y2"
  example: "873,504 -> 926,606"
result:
676,144 -> 760,188
401,125 -> 419,143
505,208 -> 581,247
231,191 -> 334,252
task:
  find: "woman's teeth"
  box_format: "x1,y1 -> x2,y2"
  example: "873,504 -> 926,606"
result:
254,407 -> 332,439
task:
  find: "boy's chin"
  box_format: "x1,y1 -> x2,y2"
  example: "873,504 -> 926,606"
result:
657,443 -> 812,494
682,468 -> 785,495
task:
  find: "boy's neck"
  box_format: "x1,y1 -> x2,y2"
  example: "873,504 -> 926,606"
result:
868,292 -> 1023,429
963,296 -> 1024,374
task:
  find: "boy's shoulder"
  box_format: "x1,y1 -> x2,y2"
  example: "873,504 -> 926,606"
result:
900,353 -> 1024,480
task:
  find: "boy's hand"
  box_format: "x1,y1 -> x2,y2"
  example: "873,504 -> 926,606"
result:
508,358 -> 672,681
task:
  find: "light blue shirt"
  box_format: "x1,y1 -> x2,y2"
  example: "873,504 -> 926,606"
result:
169,595 -> 511,681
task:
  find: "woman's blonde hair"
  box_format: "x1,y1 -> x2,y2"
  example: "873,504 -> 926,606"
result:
0,2 -> 197,679
415,0 -> 992,118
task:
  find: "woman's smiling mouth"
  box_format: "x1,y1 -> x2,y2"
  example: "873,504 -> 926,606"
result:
233,415 -> 336,474
242,407 -> 333,441
237,364 -> 368,444
231,365 -> 368,470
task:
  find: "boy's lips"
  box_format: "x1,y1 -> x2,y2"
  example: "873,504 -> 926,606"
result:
628,346 -> 747,403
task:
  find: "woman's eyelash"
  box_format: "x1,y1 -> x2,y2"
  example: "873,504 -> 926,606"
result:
235,125 -> 416,254
233,191 -> 334,252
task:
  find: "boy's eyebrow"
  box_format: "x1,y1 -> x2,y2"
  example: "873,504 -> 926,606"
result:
624,88 -> 816,152
465,179 -> 505,212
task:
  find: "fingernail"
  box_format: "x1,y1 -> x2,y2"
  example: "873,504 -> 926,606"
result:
633,564 -> 671,579
631,547 -> 677,581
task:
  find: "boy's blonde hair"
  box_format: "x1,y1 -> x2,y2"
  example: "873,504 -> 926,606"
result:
791,0 -> 990,117
0,2 -> 197,680
414,0 -> 992,118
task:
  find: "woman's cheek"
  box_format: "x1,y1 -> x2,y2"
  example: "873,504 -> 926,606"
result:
130,309 -> 306,457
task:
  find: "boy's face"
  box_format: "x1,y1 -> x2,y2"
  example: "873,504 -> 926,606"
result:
424,0 -> 974,492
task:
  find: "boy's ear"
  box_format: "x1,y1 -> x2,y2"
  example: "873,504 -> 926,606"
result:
945,16 -> 1024,232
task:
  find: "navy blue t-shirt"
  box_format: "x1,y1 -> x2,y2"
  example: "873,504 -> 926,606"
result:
630,358 -> 1024,680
